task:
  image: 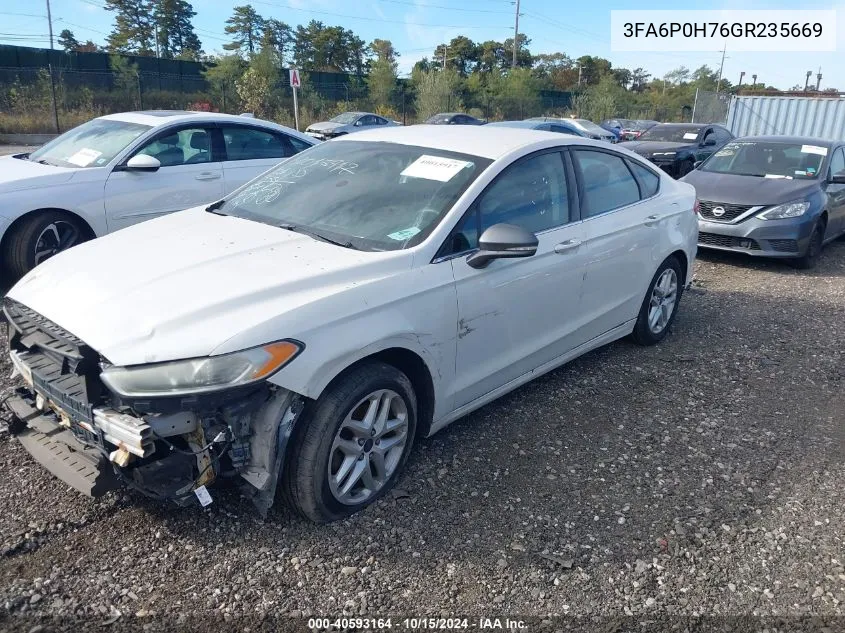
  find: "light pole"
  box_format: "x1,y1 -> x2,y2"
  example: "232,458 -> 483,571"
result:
738,71 -> 745,90
804,70 -> 812,91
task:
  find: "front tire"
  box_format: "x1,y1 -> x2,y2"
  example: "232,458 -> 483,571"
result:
282,362 -> 417,523
793,221 -> 824,270
3,211 -> 88,279
631,256 -> 683,346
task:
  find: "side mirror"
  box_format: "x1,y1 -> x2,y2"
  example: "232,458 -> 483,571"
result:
829,170 -> 845,185
354,120 -> 363,127
702,138 -> 717,147
466,223 -> 539,269
125,154 -> 161,172
693,160 -> 703,169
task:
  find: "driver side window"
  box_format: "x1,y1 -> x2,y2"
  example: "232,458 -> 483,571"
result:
445,152 -> 570,255
828,148 -> 845,179
135,127 -> 213,167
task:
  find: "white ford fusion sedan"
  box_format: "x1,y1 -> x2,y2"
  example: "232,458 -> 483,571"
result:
3,126 -> 697,522
0,110 -> 315,280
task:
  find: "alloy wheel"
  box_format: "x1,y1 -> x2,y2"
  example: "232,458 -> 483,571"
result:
328,389 -> 409,505
33,221 -> 82,266
648,268 -> 678,334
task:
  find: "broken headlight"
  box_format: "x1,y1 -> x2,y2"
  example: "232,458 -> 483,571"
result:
100,340 -> 303,398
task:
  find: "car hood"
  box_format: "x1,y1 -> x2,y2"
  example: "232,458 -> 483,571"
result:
8,207 -> 406,366
306,121 -> 347,133
619,141 -> 692,155
682,170 -> 820,206
0,155 -> 77,194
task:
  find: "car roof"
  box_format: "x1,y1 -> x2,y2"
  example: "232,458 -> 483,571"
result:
335,124 -> 609,159
486,120 -> 543,129
98,110 -> 312,141
651,123 -> 709,129
732,135 -> 836,146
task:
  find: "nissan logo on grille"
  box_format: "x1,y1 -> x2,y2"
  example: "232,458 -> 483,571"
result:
712,206 -> 726,217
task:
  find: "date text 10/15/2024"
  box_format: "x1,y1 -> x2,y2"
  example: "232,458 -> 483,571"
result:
307,617 -> 528,630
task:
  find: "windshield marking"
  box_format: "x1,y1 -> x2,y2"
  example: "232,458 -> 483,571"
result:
229,157 -> 359,207
400,155 -> 472,182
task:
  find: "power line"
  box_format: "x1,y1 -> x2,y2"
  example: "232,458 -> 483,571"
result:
251,0 -> 509,29
374,0 -> 512,14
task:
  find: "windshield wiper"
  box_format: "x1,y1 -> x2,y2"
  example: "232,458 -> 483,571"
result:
206,199 -> 226,215
278,223 -> 357,249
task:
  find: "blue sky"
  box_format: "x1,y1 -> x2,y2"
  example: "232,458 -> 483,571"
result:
1,0 -> 843,89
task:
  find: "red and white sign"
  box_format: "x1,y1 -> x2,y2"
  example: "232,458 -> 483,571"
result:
289,68 -> 301,88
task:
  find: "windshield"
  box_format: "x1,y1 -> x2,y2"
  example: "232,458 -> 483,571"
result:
639,126 -> 701,143
329,112 -> 360,124
699,141 -> 827,179
29,118 -> 151,168
217,140 -> 492,251
574,119 -> 607,135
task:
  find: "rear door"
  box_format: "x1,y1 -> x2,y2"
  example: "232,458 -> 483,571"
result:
571,147 -> 670,339
104,124 -> 223,232
824,147 -> 845,236
220,125 -> 313,193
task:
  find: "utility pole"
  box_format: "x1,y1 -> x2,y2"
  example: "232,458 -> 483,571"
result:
577,63 -> 582,86
738,71 -> 745,90
816,67 -> 822,91
804,70 -> 812,91
715,43 -> 726,95
511,0 -> 521,68
442,44 -> 447,70
752,74 -> 757,89
45,0 -> 59,133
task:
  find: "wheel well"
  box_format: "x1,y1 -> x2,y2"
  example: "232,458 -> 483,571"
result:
669,249 -> 688,283
326,347 -> 436,438
820,211 -> 829,228
1,208 -> 96,248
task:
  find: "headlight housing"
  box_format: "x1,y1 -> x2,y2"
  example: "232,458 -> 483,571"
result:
757,200 -> 810,220
100,340 -> 303,398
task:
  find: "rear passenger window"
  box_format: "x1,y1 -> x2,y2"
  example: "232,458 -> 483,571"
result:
573,150 -> 640,217
222,126 -> 292,161
628,160 -> 659,198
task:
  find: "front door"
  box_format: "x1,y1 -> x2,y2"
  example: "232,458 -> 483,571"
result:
448,150 -> 589,408
104,125 -> 223,232
824,147 -> 845,236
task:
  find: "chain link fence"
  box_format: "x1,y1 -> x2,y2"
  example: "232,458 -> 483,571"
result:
691,88 -> 731,124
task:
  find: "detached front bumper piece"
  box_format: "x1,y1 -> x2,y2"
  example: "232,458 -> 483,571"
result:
6,388 -> 119,497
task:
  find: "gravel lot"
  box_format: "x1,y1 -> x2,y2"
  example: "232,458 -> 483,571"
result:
0,141 -> 843,631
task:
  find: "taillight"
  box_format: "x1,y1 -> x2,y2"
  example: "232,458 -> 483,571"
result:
693,199 -> 701,215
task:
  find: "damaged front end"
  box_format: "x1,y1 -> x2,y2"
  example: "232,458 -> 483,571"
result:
1,299 -> 303,513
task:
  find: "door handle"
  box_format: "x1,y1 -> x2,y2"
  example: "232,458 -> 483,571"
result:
643,214 -> 663,226
195,172 -> 221,181
554,238 -> 582,254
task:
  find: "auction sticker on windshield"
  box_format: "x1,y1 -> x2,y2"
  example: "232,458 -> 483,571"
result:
801,145 -> 828,156
66,148 -> 103,167
683,133 -> 698,140
401,155 -> 473,182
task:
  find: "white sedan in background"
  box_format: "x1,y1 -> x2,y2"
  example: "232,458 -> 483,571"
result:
4,126 -> 697,522
0,111 -> 315,279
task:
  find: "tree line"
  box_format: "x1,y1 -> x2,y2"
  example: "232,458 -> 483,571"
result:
52,1 -> 832,126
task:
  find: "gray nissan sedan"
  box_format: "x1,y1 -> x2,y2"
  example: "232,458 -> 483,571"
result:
682,136 -> 845,268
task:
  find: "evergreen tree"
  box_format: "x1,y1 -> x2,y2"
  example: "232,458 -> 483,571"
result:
224,5 -> 264,56
105,0 -> 155,55
155,0 -> 202,60
58,29 -> 80,52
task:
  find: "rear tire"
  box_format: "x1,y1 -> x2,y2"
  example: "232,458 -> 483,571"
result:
2,211 -> 89,280
282,362 -> 417,523
792,221 -> 824,270
631,256 -> 684,346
